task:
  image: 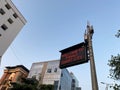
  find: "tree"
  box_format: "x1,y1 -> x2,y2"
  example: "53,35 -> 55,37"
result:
108,54 -> 120,80
108,54 -> 120,90
11,78 -> 38,90
108,30 -> 120,90
115,30 -> 120,38
39,84 -> 54,90
11,78 -> 54,90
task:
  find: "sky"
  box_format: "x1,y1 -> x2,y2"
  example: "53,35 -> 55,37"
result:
0,0 -> 120,90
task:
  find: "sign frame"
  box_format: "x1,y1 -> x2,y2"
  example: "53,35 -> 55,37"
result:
59,42 -> 88,69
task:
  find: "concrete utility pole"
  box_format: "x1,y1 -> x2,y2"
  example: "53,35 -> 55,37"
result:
84,22 -> 99,90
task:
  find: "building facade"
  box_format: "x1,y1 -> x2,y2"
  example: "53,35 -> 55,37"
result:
0,0 -> 26,62
60,69 -> 72,90
28,60 -> 80,90
28,60 -> 61,90
70,72 -> 80,90
0,65 -> 29,90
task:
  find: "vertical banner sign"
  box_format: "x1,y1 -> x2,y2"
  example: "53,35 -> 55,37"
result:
59,42 -> 88,69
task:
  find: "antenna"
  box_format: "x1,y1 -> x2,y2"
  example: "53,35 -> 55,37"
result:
87,21 -> 90,27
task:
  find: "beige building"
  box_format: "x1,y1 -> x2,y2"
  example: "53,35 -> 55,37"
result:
0,65 -> 29,90
28,60 -> 80,90
28,60 -> 62,90
28,60 -> 61,86
0,0 -> 26,62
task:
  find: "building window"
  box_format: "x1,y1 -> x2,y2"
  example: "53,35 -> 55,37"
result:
0,8 -> 5,15
47,68 -> 52,73
61,73 -> 63,77
8,18 -> 13,24
59,85 -> 61,90
1,24 -> 8,30
5,3 -> 11,10
54,68 -> 57,72
72,79 -> 75,83
13,13 -> 18,18
54,81 -> 59,90
32,75 -> 36,79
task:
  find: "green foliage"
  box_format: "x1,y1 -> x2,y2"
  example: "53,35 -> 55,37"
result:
11,78 -> 54,90
22,78 -> 38,85
11,78 -> 38,90
108,54 -> 120,80
115,30 -> 120,38
39,84 -> 54,90
11,83 -> 36,90
108,54 -> 120,90
108,30 -> 120,90
112,84 -> 120,90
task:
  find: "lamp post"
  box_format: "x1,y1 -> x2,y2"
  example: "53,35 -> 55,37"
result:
101,82 -> 113,90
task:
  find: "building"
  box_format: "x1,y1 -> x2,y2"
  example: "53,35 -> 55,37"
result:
28,60 -> 80,90
0,65 -> 29,90
60,70 -> 81,90
76,87 -> 81,90
60,69 -> 72,90
0,0 -> 26,62
28,60 -> 61,90
70,72 -> 81,90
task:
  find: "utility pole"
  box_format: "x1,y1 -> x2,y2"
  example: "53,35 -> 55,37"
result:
84,22 -> 99,90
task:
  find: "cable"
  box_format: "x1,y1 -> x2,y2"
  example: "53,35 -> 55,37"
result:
10,45 -> 23,65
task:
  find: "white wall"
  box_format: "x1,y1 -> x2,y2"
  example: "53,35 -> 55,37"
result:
28,60 -> 61,90
0,0 -> 26,58
27,62 -> 44,80
43,60 -> 61,85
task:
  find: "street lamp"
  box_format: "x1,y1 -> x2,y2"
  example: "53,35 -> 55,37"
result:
101,82 -> 113,90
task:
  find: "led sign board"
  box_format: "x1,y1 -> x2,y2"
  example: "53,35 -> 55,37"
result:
59,42 -> 88,69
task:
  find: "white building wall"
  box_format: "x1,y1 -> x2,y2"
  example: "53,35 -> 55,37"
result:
70,72 -> 79,89
28,60 -> 78,90
27,62 -> 44,80
0,0 -> 26,59
28,60 -> 62,84
28,60 -> 61,90
43,60 -> 61,85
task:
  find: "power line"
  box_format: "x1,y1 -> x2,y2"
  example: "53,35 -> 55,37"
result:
10,45 -> 23,65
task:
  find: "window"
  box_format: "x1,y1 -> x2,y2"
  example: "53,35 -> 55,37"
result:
54,81 -> 59,90
61,73 -> 63,77
0,8 -> 5,15
32,75 -> 36,79
59,85 -> 61,90
13,13 -> 18,18
1,24 -> 8,30
5,3 -> 11,10
8,18 -> 13,24
54,68 -> 57,72
72,79 -> 75,83
47,68 -> 52,73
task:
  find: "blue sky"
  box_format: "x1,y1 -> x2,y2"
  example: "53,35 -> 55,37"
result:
1,0 -> 120,90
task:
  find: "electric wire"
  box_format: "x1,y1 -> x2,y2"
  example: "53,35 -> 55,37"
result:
10,45 -> 23,65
